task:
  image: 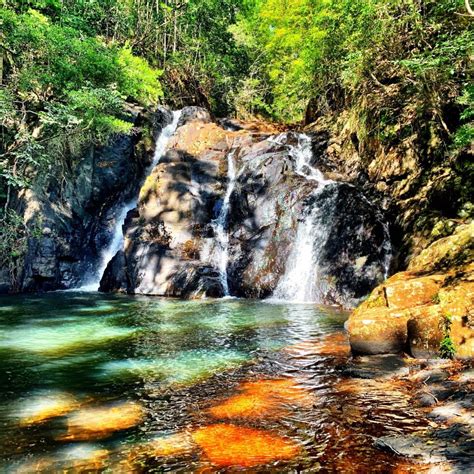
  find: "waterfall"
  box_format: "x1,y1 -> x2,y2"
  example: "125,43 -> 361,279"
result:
78,110 -> 182,291
271,134 -> 335,303
212,149 -> 238,297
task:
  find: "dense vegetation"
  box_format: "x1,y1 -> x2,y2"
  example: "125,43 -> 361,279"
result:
0,0 -> 473,268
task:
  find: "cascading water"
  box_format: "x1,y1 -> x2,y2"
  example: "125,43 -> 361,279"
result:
271,133 -> 336,303
78,110 -> 182,291
211,149 -> 238,297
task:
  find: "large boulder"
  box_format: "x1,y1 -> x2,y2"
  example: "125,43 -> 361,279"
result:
347,223 -> 474,358
102,118 -> 391,306
101,117 -> 236,297
4,106 -> 170,293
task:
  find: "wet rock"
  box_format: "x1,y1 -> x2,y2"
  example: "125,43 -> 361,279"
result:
408,223 -> 474,274
348,260 -> 473,357
348,307 -> 410,354
384,274 -> 445,310
430,383 -> 458,402
153,106 -> 174,134
0,267 -> 11,293
407,306 -> 444,358
191,424 -> 300,468
9,106 -> 162,293
101,119 -> 231,296
374,435 -> 446,463
457,369 -> 474,383
178,106 -> 212,126
342,354 -> 410,378
102,117 -> 390,304
58,401 -> 144,441
416,392 -> 438,407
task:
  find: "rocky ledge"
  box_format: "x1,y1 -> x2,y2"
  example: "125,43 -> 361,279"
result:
101,107 -> 391,306
348,222 -> 474,358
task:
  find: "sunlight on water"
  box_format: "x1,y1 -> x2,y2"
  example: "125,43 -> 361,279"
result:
12,390 -> 81,426
0,320 -> 135,354
75,304 -> 117,313
100,349 -> 248,386
0,293 -> 427,472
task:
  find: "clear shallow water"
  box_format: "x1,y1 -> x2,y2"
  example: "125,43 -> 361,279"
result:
0,294 -> 429,472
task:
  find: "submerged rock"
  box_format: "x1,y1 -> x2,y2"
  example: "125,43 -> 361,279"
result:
207,378 -> 313,420
191,424 -> 300,468
15,391 -> 80,426
58,401 -> 144,441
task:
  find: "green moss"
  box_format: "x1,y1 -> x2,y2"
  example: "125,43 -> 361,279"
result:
365,291 -> 386,309
431,293 -> 440,304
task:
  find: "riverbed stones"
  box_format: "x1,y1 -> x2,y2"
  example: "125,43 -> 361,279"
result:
207,378 -> 313,420
58,401 -> 144,441
16,391 -> 80,426
191,424 -> 300,468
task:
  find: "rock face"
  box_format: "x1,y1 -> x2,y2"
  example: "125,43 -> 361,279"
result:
348,223 -> 474,358
0,106 -> 169,293
101,109 -> 390,306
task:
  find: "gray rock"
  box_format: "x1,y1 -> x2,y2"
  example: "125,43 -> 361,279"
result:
178,106 -> 212,127
9,107 -> 156,293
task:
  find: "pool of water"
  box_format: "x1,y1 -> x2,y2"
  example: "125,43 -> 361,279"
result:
0,293 -> 429,472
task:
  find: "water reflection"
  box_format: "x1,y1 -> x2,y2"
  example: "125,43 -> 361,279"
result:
0,293 -> 431,472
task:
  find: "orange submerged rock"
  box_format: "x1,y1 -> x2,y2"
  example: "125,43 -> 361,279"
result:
208,378 -> 312,420
58,401 -> 144,441
192,423 -> 300,467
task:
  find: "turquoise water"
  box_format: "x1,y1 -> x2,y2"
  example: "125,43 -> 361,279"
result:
0,293 -> 426,472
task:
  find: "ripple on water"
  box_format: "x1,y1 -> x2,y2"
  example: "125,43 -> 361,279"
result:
0,321 -> 135,355
191,424 -> 300,468
207,378 -> 314,420
1,295 -> 441,472
99,349 -> 249,386
11,444 -> 109,473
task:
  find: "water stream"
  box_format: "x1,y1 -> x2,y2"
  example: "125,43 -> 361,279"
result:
272,134 -> 336,303
0,293 -> 431,472
78,110 -> 182,291
211,149 -> 238,297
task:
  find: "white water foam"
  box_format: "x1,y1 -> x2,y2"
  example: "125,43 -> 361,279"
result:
77,110 -> 182,291
270,133 -> 335,303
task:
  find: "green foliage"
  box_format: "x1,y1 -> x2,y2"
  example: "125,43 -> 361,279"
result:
117,48 -> 163,106
439,336 -> 456,359
232,0 -> 474,128
40,87 -> 133,143
439,314 -> 456,359
0,5 -> 162,206
454,85 -> 474,148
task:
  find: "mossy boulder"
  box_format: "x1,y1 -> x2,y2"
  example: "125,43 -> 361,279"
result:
408,223 -> 474,273
348,224 -> 474,358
